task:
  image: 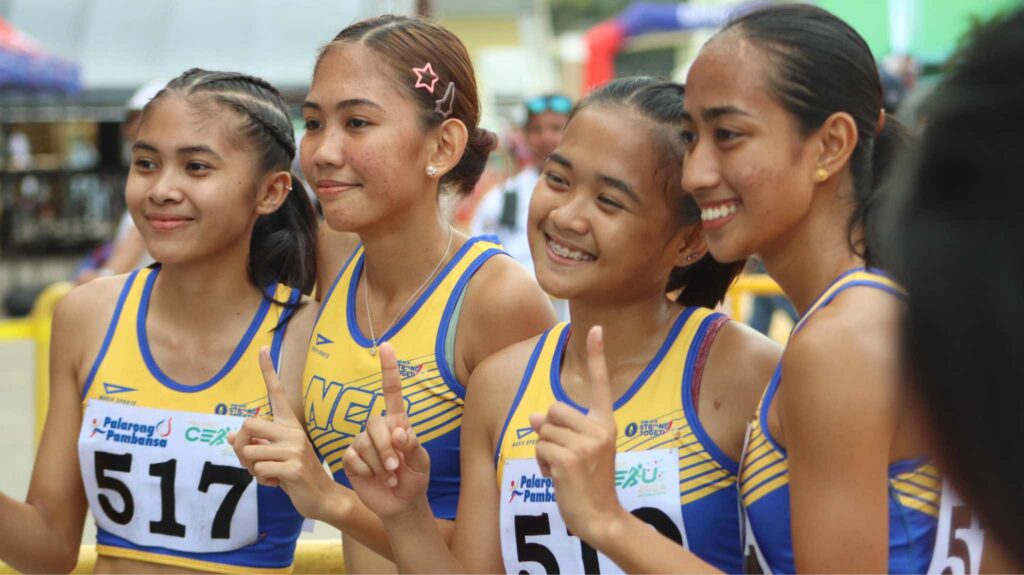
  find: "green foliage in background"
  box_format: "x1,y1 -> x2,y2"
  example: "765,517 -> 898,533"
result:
550,0 -> 683,33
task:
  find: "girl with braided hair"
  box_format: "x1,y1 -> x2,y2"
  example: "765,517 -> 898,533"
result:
0,69 -> 318,573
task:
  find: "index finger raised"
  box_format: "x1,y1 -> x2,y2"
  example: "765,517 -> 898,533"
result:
377,342 -> 409,427
259,346 -> 298,424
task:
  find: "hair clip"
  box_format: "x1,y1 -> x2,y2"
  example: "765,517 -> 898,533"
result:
412,62 -> 439,94
434,82 -> 456,119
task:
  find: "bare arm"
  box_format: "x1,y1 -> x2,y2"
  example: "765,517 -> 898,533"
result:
0,280 -> 121,572
782,303 -> 900,573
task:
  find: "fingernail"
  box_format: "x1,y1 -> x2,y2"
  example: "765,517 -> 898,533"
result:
385,457 -> 398,471
387,476 -> 398,488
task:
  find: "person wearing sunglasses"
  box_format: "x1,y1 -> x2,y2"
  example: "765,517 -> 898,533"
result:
471,94 -> 572,279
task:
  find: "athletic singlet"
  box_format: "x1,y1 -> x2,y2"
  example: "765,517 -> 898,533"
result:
79,267 -> 305,573
739,268 -> 940,574
304,236 -> 507,519
496,308 -> 744,574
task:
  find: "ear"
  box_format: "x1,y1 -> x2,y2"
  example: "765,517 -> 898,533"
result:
672,221 -> 709,268
813,111 -> 859,183
256,170 -> 292,215
426,119 -> 469,179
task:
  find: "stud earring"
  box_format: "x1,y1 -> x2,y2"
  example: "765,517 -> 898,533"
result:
426,166 -> 438,177
814,168 -> 828,182
686,254 -> 697,262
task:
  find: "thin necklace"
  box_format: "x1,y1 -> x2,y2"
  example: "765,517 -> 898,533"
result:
364,225 -> 455,356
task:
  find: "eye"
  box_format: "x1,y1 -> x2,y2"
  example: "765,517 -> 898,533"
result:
346,117 -> 370,129
598,195 -> 624,210
304,118 -> 322,131
544,171 -> 569,189
185,161 -> 211,173
133,158 -> 157,171
715,128 -> 742,142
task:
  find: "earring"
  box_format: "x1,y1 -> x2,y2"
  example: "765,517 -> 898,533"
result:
686,254 -> 697,262
426,166 -> 438,177
814,168 -> 828,182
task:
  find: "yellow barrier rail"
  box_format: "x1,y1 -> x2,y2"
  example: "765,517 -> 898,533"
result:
0,541 -> 346,574
726,273 -> 784,322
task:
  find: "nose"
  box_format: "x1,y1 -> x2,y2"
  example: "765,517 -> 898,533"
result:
307,124 -> 345,170
680,136 -> 720,199
148,172 -> 184,205
547,190 -> 590,237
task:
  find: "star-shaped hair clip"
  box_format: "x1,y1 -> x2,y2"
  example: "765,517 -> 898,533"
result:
434,82 -> 456,119
412,62 -> 439,94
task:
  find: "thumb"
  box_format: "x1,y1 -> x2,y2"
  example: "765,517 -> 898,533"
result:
259,346 -> 298,424
392,426 -> 430,476
586,326 -> 613,421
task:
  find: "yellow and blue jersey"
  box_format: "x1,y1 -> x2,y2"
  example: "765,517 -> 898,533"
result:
81,267 -> 305,573
739,268 -> 939,574
303,236 -> 507,519
497,308 -> 744,574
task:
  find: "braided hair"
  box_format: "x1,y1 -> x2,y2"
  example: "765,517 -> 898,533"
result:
144,69 -> 317,296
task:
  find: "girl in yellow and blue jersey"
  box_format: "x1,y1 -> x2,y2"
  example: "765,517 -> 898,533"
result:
671,4 -> 989,573
340,77 -> 781,574
228,15 -> 555,575
0,70 -> 319,574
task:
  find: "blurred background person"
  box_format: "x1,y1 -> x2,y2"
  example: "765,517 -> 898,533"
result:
887,7 -> 1024,571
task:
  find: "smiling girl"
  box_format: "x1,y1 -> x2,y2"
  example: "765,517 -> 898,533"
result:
0,70 -> 318,573
340,77 -> 780,574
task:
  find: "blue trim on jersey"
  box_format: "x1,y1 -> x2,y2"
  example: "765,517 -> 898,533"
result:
270,287 -> 301,372
137,269 -> 274,393
82,270 -> 141,399
434,247 -> 506,400
493,329 -> 553,467
552,308 -> 697,413
344,236 -> 494,350
681,312 -> 739,474
758,364 -> 786,456
313,244 -> 362,328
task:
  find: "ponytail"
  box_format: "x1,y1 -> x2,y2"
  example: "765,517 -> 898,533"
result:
849,116 -> 913,268
249,173 -> 318,296
667,256 -> 745,309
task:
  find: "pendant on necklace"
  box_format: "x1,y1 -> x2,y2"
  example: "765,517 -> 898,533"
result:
370,346 -> 378,356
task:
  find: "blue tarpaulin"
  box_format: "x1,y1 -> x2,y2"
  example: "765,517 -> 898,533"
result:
0,17 -> 81,93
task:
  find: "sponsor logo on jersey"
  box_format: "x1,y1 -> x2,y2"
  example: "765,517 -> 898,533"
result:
397,360 -> 423,379
312,333 -> 332,359
315,333 -> 333,347
508,474 -> 557,503
102,382 -> 136,395
185,424 -> 231,446
214,402 -> 263,417
88,415 -> 172,448
624,418 -> 674,438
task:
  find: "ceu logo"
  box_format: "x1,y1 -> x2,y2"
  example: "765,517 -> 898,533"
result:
615,461 -> 662,489
90,415 -> 172,448
186,425 -> 231,446
625,419 -> 673,438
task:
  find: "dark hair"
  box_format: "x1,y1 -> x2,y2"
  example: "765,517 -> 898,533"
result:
721,4 -> 911,268
144,69 -> 318,296
573,77 -> 744,309
316,15 -> 496,197
888,9 -> 1024,564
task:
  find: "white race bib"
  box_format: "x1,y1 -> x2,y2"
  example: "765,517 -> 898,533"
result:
927,480 -> 984,575
500,449 -> 684,574
78,401 -> 258,553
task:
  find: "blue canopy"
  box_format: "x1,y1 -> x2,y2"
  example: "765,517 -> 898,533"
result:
0,17 -> 81,93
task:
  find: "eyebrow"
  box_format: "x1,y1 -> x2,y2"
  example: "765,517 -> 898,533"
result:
681,105 -> 752,122
132,141 -> 223,160
301,98 -> 384,112
548,153 -> 640,205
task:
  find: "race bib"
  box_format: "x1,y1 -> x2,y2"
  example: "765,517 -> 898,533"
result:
78,401 -> 258,553
500,449 -> 684,574
927,481 -> 984,575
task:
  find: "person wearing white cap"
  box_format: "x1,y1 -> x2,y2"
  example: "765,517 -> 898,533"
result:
74,79 -> 167,284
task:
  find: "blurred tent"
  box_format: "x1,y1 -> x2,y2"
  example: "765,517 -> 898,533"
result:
0,17 -> 81,93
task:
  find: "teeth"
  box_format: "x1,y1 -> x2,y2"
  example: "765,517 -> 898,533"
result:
701,203 -> 738,222
548,238 -> 595,262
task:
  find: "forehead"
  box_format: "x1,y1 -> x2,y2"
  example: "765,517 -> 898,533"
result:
559,105 -> 677,196
527,110 -> 569,130
138,95 -> 240,150
683,34 -> 778,118
309,43 -> 412,109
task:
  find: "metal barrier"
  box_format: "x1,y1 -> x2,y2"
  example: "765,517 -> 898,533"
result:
0,541 -> 346,573
726,273 -> 785,322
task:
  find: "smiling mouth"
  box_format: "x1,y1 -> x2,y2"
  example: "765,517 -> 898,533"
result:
545,234 -> 596,262
700,201 -> 739,223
